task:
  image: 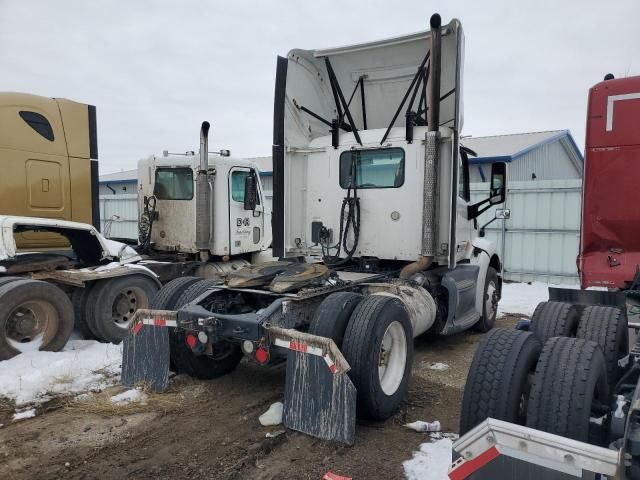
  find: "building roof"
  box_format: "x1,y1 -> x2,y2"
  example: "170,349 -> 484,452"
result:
462,130 -> 583,166
99,169 -> 138,184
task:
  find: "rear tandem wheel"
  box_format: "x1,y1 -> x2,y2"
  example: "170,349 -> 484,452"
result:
342,295 -> 414,421
0,279 -> 74,360
169,279 -> 243,379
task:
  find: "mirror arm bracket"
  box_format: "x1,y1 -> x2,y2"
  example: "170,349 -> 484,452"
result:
467,197 -> 491,220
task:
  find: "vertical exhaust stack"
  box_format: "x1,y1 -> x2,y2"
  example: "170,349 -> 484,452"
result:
401,13 -> 442,279
199,121 -> 210,172
196,121 -> 211,259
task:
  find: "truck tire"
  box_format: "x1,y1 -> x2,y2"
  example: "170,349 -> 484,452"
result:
529,301 -> 578,342
150,276 -> 202,373
170,279 -> 243,379
151,276 -> 202,309
577,305 -> 628,391
342,295 -> 413,421
0,276 -> 22,288
526,337 -> 608,442
72,285 -> 97,339
0,279 -> 74,360
86,275 -> 159,344
473,267 -> 499,332
460,328 -> 541,434
308,292 -> 363,348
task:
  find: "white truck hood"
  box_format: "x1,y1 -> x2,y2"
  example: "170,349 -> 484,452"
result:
0,215 -> 140,263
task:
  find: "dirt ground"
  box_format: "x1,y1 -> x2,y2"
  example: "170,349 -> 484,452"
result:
0,316 -> 520,480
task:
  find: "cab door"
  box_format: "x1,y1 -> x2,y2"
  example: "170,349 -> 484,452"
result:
228,167 -> 264,255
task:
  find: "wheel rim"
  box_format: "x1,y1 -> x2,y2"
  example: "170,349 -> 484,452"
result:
111,287 -> 148,330
378,321 -> 407,396
5,300 -> 59,352
485,281 -> 498,320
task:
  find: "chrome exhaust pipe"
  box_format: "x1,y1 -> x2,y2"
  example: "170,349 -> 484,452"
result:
402,13 -> 442,279
196,122 -> 211,256
199,121 -> 210,172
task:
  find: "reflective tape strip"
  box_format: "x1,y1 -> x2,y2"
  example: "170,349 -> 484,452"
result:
131,317 -> 178,335
323,354 -> 338,374
448,446 -> 500,480
142,318 -> 177,328
606,92 -> 640,131
274,338 -> 340,374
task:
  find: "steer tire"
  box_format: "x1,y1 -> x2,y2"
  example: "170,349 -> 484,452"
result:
473,267 -> 500,332
530,301 -> 578,342
86,275 -> 159,344
577,305 -> 628,391
72,284 -> 97,339
526,337 -> 608,442
0,279 -> 74,360
170,279 -> 243,380
151,276 -> 202,309
460,328 -> 541,434
342,295 -> 413,421
308,292 -> 363,348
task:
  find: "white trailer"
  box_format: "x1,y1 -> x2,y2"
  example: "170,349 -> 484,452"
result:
122,13 -> 508,444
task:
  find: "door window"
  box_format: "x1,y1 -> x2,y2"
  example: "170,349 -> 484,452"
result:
231,170 -> 250,202
458,150 -> 471,201
230,170 -> 260,204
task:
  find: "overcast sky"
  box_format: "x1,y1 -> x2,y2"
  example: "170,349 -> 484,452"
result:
1,0 -> 638,174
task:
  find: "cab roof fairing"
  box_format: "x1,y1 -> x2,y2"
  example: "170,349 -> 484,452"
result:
282,18 -> 464,150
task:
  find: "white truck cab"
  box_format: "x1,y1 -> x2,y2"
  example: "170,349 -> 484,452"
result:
123,14 -> 508,446
137,148 -> 272,258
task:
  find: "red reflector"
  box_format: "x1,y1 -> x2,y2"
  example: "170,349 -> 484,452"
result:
255,347 -> 269,364
185,334 -> 197,349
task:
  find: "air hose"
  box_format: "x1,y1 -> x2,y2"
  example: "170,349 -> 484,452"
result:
322,154 -> 361,266
137,195 -> 157,254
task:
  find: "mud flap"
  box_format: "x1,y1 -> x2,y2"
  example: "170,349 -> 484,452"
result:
270,327 -> 357,445
121,309 -> 175,392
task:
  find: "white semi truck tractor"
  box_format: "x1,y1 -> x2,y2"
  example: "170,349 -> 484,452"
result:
122,14 -> 508,444
0,123 -> 272,355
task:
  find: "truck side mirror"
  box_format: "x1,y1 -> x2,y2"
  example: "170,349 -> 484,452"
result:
479,208 -> 511,237
467,162 -> 508,220
244,173 -> 258,211
489,162 -> 507,205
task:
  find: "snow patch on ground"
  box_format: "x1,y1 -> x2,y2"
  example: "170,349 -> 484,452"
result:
12,408 -> 36,421
403,437 -> 453,480
110,388 -> 147,405
499,281 -> 565,317
429,362 -> 449,371
0,340 -> 122,406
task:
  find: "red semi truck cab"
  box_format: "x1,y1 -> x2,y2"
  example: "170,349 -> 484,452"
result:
579,75 -> 640,289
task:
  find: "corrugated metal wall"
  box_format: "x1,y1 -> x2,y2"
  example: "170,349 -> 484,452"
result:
99,194 -> 139,240
470,140 -> 581,183
470,179 -> 582,284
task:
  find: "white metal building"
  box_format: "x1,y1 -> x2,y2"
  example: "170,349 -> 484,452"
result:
464,130 -> 583,182
465,130 -> 584,285
99,169 -> 138,195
